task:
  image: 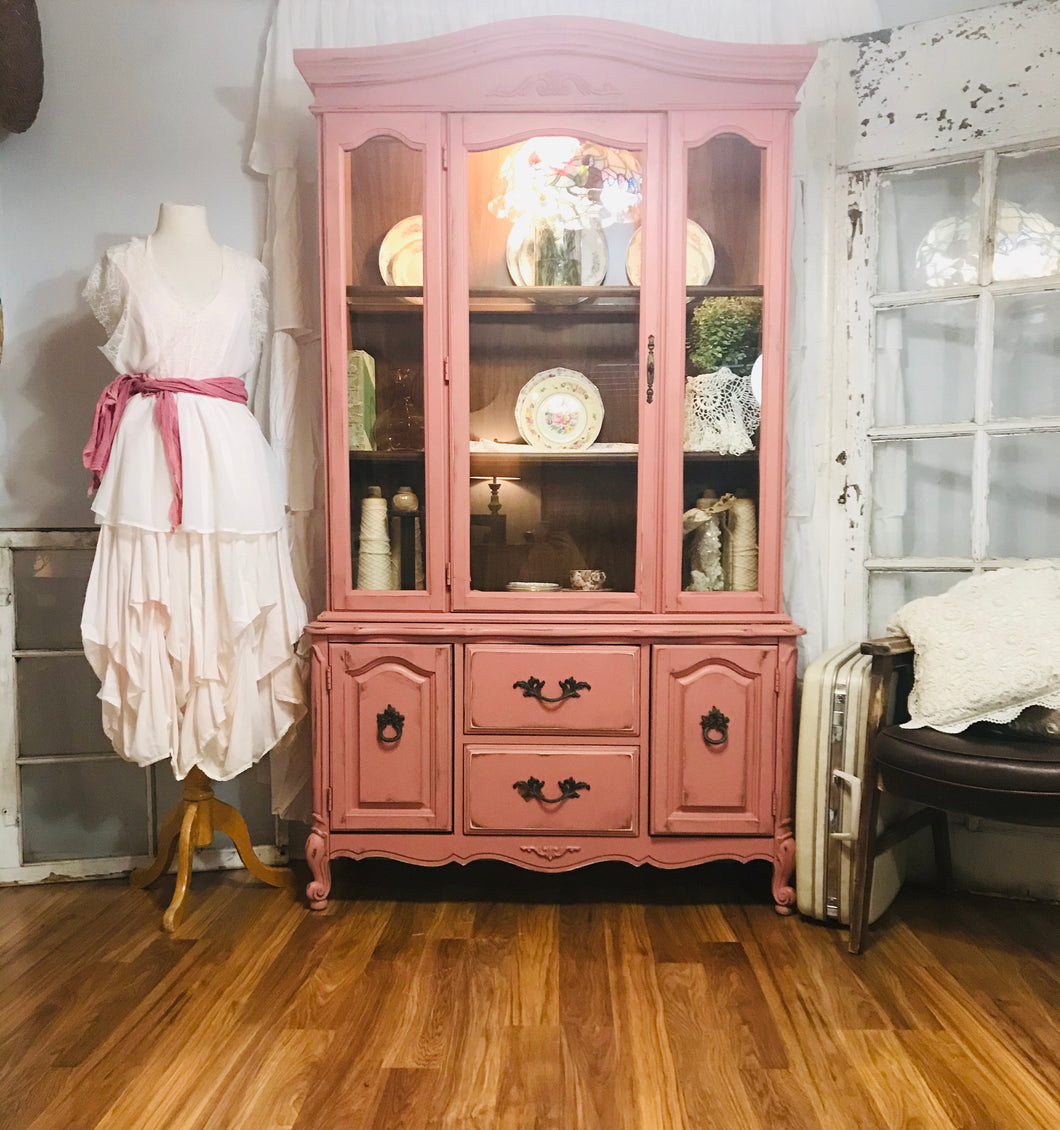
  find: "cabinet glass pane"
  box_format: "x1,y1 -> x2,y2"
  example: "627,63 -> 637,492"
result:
683,135 -> 763,593
17,655 -> 110,757
994,148 -> 1060,283
466,136 -> 643,593
874,301 -> 976,426
988,433 -> 1060,558
868,570 -> 971,636
13,548 -> 94,650
869,437 -> 974,557
346,136 -> 426,592
879,162 -> 980,292
21,758 -> 149,862
992,291 -> 1060,419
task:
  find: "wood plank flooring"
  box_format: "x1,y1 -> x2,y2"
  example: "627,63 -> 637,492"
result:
2,858 -> 1059,1129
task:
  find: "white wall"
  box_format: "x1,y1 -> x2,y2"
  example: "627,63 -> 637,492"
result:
0,0 -> 272,528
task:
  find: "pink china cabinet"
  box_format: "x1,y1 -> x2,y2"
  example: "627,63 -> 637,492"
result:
295,19 -> 813,911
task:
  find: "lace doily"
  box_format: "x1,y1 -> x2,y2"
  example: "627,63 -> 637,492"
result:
889,563 -> 1060,732
683,367 -> 760,454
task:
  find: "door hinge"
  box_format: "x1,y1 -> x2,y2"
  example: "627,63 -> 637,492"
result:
326,666 -> 333,693
445,561 -> 452,589
443,356 -> 450,384
326,787 -> 333,814
442,145 -> 448,170
772,793 -> 777,817
774,667 -> 781,695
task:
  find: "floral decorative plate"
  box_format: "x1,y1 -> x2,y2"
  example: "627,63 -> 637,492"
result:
379,215 -> 423,285
515,367 -> 604,452
625,219 -> 715,286
506,216 -> 608,288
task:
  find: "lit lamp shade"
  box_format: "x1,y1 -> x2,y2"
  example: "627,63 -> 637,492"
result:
916,200 -> 1060,287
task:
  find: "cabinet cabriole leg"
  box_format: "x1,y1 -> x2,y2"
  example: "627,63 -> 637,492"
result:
772,831 -> 796,915
306,820 -> 331,910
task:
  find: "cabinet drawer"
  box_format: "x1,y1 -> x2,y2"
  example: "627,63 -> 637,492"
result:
329,643 -> 451,831
465,746 -> 638,835
465,645 -> 640,734
651,645 -> 776,835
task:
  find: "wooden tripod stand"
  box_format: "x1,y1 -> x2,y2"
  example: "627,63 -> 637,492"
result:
130,766 -> 293,932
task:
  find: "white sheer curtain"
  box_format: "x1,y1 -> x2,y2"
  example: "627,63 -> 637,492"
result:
253,0 -> 884,813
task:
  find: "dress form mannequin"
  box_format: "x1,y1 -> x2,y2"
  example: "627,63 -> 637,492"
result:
83,199 -> 302,930
148,202 -> 224,308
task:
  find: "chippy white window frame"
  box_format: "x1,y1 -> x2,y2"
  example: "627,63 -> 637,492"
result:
839,142 -> 1060,638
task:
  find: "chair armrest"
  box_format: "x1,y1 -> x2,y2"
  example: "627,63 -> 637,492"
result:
861,634 -> 914,728
861,634 -> 913,657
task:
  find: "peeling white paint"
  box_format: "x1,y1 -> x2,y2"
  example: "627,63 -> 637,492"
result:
837,0 -> 1060,168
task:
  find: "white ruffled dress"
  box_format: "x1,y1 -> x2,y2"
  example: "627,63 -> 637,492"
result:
81,237 -> 308,782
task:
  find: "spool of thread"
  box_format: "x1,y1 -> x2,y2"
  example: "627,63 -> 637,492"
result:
722,496 -> 758,591
357,486 -> 393,590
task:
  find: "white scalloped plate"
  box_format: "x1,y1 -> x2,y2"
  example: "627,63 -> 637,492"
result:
626,219 -> 714,286
515,367 -> 604,452
379,215 -> 423,285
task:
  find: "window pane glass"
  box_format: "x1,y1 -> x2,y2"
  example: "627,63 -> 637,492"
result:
346,136 -> 426,592
13,548 -> 95,651
467,136 -> 643,593
21,758 -> 149,862
17,655 -> 110,757
878,162 -> 980,292
868,571 -> 971,636
869,437 -> 974,557
992,291 -> 1060,419
874,301 -> 976,426
994,148 -> 1060,283
988,433 -> 1060,557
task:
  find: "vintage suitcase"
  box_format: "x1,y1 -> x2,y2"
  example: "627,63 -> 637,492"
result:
795,642 -> 908,925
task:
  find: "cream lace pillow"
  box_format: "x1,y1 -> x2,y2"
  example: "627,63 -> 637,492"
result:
888,564 -> 1060,733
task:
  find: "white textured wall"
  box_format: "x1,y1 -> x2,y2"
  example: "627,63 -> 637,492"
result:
0,0 -> 271,528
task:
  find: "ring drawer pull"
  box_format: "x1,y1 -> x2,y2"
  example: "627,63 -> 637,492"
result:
377,704 -> 405,744
700,707 -> 729,746
513,776 -> 591,803
513,675 -> 591,703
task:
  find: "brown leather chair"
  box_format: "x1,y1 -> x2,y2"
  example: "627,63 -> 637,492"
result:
848,635 -> 1060,954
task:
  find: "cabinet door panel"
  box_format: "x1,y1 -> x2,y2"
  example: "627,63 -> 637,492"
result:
330,643 -> 451,830
651,645 -> 776,834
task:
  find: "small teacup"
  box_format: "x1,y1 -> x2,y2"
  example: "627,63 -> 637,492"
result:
570,569 -> 607,591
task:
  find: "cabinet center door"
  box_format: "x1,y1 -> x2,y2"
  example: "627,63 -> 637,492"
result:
450,114 -> 663,612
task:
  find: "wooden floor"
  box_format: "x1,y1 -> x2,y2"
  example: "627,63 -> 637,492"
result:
3,859 -> 1060,1130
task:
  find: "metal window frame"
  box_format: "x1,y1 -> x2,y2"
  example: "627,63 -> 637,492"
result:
0,530 -> 287,885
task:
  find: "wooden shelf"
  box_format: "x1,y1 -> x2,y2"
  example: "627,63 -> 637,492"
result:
347,283 -> 764,314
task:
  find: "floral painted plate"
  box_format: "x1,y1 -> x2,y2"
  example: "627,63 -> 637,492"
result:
515,367 -> 604,452
625,219 -> 714,286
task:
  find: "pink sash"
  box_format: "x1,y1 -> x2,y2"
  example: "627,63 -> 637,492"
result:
83,373 -> 248,529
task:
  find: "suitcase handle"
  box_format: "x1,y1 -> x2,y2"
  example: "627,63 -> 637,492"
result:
830,770 -> 862,842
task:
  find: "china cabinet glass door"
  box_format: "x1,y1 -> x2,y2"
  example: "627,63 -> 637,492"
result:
667,117 -> 785,613
450,115 -> 662,610
325,115 -> 446,609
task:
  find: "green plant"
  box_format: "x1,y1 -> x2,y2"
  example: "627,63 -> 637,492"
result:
687,296 -> 762,376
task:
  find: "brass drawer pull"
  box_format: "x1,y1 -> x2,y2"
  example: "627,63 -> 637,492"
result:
701,707 -> 729,746
513,776 -> 591,803
377,704 -> 405,744
513,675 -> 591,703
